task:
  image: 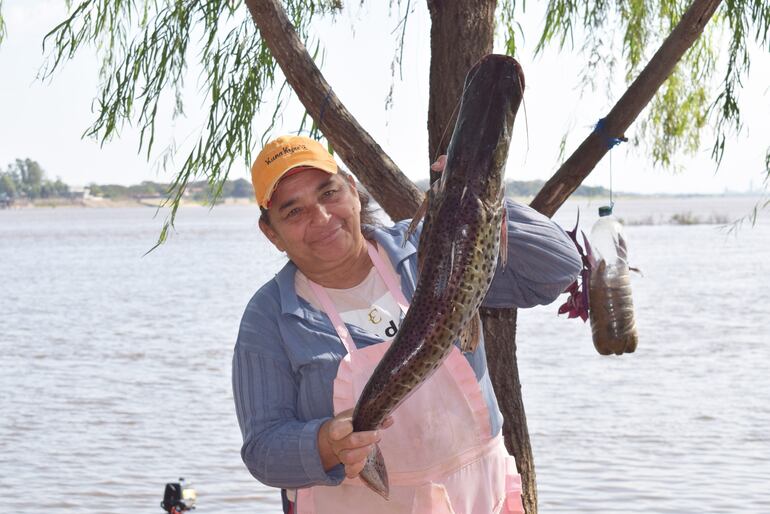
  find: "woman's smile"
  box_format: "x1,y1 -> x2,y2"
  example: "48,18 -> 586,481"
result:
309,224 -> 343,245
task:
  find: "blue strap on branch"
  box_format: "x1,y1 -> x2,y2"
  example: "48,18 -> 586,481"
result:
593,118 -> 627,209
594,118 -> 628,149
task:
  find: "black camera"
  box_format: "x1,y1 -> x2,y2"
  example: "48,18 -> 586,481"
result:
161,478 -> 197,513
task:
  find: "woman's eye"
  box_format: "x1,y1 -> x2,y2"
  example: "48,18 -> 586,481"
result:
286,208 -> 301,219
322,189 -> 338,199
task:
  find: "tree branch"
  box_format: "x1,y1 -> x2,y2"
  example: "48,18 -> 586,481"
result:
244,0 -> 424,220
530,0 -> 723,217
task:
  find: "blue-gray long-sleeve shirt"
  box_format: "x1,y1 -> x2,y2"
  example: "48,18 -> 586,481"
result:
232,199 -> 581,489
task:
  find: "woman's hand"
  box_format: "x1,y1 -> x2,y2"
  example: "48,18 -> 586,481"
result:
430,155 -> 447,173
318,409 -> 393,478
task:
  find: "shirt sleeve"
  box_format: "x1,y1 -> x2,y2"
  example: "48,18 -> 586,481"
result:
232,298 -> 345,489
482,199 -> 582,309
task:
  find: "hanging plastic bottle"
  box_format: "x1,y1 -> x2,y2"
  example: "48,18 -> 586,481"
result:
588,205 -> 638,355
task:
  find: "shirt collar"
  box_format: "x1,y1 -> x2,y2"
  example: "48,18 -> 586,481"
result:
274,260 -> 307,318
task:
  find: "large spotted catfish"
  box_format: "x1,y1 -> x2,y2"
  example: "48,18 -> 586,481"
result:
351,54 -> 525,499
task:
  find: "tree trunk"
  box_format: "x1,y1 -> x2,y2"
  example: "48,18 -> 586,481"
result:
243,0 -> 423,221
426,0 -> 496,183
480,306 -> 539,512
530,0 -> 722,217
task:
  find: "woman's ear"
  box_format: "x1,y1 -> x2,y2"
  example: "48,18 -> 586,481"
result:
259,217 -> 285,252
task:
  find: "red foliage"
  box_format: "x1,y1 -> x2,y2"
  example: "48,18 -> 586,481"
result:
557,211 -> 595,322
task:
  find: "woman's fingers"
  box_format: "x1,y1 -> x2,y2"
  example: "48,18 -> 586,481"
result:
348,429 -> 380,447
337,441 -> 375,466
326,415 -> 354,442
345,459 -> 367,478
338,430 -> 380,476
324,410 -> 394,477
430,154 -> 447,172
336,430 -> 379,456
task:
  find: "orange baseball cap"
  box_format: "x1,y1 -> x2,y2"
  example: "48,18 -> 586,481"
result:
251,135 -> 338,208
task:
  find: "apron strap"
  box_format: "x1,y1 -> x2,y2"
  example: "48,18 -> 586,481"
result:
307,281 -> 355,353
307,241 -> 410,353
365,241 -> 410,313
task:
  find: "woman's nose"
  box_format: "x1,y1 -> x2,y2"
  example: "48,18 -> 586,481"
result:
309,204 -> 331,224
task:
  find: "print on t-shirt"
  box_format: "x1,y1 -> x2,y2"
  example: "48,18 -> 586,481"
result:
338,291 -> 401,340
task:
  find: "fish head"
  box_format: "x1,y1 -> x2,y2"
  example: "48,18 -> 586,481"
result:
441,55 -> 524,207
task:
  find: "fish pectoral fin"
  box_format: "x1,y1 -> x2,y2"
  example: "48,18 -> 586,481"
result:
496,186 -> 508,272
404,192 -> 430,248
499,217 -> 508,271
459,311 -> 482,353
401,180 -> 441,248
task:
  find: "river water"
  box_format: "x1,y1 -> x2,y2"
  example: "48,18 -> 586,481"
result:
1,195 -> 768,513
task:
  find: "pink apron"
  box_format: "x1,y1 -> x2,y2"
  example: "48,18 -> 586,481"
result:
298,242 -> 524,514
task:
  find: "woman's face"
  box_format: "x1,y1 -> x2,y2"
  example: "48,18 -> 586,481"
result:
259,168 -> 364,274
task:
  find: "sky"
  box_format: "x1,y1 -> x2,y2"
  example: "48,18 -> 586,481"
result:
1,0 -> 769,195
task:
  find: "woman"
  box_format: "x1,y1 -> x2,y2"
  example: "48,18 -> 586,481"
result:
233,135 -> 582,513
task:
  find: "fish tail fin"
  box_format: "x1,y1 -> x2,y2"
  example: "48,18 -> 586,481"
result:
359,443 -> 390,500
459,311 -> 482,353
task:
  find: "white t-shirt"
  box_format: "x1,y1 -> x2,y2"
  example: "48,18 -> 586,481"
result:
295,244 -> 403,340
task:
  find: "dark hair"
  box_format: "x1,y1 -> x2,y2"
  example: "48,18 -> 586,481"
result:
259,169 -> 380,234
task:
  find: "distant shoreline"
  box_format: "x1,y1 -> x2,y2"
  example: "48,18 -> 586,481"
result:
2,197 -> 256,209
1,192 -> 764,211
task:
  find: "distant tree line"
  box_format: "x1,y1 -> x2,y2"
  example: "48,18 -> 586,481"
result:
88,178 -> 254,201
0,157 -> 255,204
413,179 -> 615,198
0,159 -> 69,200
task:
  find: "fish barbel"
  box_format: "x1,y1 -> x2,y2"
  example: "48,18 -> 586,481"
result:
351,54 -> 525,499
